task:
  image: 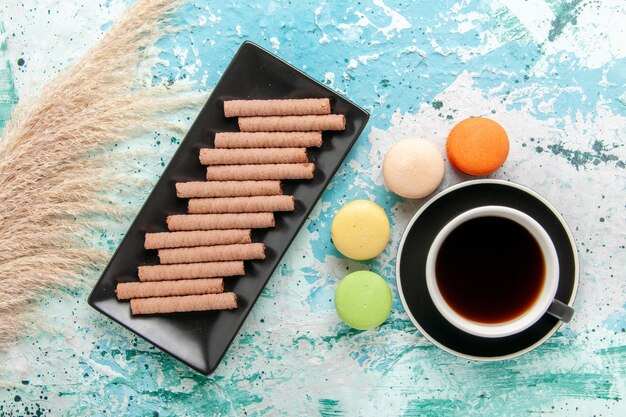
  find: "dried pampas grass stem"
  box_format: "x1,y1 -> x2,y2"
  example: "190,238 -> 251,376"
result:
0,0 -> 201,348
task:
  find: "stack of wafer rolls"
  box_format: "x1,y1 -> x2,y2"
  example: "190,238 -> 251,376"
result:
117,98 -> 345,315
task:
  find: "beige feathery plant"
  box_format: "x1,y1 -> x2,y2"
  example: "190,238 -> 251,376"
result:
0,0 -> 202,348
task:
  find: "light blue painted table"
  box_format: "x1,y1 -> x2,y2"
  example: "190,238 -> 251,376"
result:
1,0 -> 625,415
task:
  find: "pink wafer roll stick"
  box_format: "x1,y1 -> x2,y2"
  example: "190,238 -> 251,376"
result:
199,148 -> 308,165
224,98 -> 331,117
238,115 -> 346,132
158,243 -> 265,264
116,278 -> 224,300
144,229 -> 251,249
188,195 -> 294,214
176,181 -> 282,198
130,293 -> 237,315
214,132 -> 323,149
206,163 -> 314,181
167,212 -> 275,231
138,261 -> 244,282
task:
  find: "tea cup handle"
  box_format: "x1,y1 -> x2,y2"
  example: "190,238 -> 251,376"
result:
546,299 -> 574,323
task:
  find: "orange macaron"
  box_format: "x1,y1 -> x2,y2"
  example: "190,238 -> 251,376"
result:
446,117 -> 509,176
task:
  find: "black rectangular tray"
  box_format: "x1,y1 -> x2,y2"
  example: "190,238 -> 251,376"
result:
88,41 -> 370,375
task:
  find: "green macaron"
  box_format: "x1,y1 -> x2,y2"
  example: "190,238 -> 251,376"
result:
335,271 -> 392,330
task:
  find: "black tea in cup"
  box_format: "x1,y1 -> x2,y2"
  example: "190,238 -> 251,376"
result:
435,216 -> 545,324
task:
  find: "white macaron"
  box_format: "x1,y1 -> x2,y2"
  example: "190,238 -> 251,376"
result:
383,138 -> 445,199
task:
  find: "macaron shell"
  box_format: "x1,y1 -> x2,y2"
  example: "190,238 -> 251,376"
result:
446,117 -> 509,176
335,271 -> 393,330
383,138 -> 445,198
331,200 -> 390,260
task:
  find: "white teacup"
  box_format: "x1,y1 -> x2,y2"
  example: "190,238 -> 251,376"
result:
425,206 -> 573,338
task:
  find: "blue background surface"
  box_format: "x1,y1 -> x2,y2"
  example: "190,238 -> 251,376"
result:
0,0 -> 625,415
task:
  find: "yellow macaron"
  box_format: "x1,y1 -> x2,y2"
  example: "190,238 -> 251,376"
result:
331,200 -> 390,260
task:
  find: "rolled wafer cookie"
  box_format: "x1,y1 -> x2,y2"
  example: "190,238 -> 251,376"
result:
188,195 -> 294,214
176,181 -> 282,198
199,148 -> 307,165
116,278 -> 224,300
138,261 -> 244,281
167,212 -> 275,231
158,243 -> 265,264
238,114 -> 345,132
130,293 -> 237,315
224,98 -> 330,117
206,163 -> 314,181
214,132 -> 322,149
144,229 -> 251,249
